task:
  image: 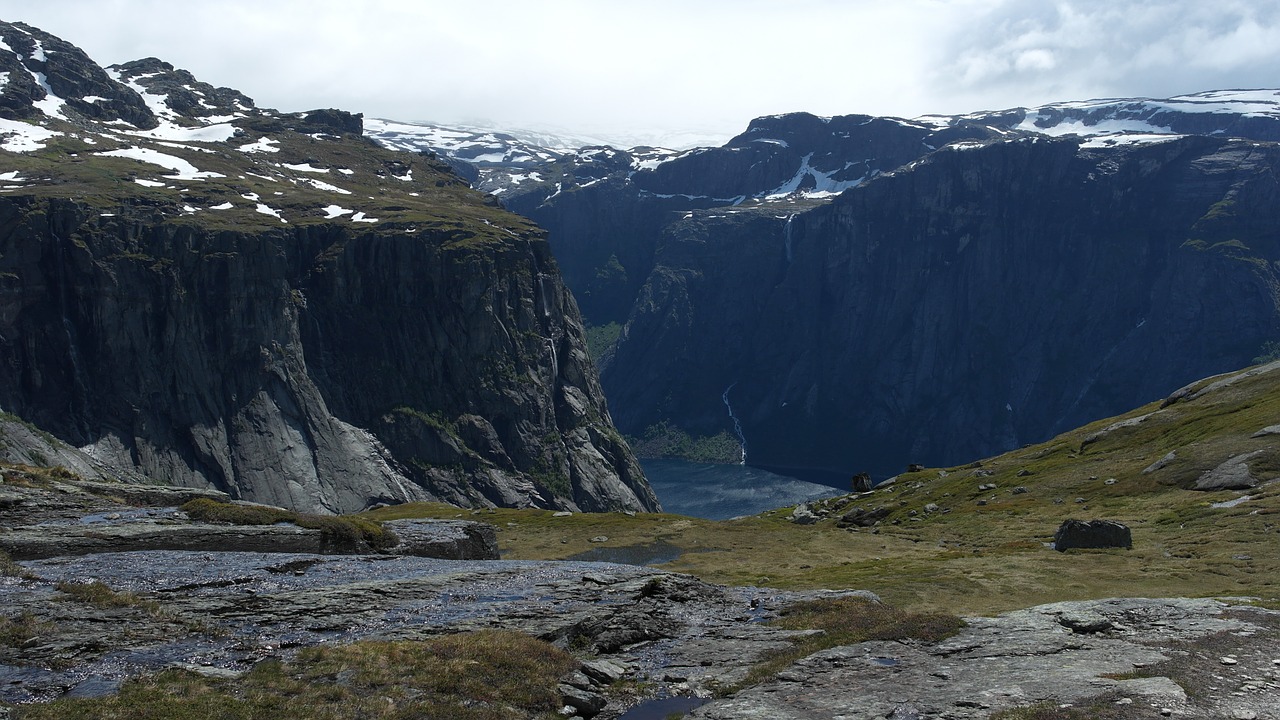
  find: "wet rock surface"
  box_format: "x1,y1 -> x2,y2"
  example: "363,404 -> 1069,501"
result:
0,550 -> 827,714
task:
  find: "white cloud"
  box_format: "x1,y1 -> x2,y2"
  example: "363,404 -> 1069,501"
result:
1,0 -> 1277,145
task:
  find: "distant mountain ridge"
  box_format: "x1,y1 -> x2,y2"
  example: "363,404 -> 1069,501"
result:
0,20 -> 657,513
385,89 -> 1280,479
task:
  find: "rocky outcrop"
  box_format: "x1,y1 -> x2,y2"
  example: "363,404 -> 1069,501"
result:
693,597 -> 1280,720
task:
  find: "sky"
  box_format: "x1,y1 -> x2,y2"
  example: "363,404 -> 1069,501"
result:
4,0 -> 1280,147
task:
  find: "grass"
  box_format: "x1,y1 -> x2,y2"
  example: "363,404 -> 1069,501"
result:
0,549 -> 36,580
180,498 -> 398,552
7,630 -> 576,720
366,360 -> 1280,615
740,596 -> 963,688
0,611 -> 54,649
55,580 -> 166,617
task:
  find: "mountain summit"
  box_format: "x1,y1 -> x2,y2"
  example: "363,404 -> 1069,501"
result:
0,20 -> 657,513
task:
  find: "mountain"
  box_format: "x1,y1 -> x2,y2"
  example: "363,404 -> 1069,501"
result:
396,91 -> 1280,480
0,20 -> 657,514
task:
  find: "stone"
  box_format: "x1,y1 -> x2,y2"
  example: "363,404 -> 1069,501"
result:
1053,520 -> 1132,551
590,536 -> 609,543
851,472 -> 874,493
1012,486 -> 1029,494
559,684 -> 607,717
836,506 -> 889,528
791,505 -> 820,525
1058,611 -> 1113,634
907,464 -> 925,473
1195,452 -> 1266,491
923,503 -> 940,514
580,658 -> 629,685
1251,425 -> 1280,438
1144,452 -> 1178,474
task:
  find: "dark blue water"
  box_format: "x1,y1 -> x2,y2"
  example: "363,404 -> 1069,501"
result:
641,459 -> 843,520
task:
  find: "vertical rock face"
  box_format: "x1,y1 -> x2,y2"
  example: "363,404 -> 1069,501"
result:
0,197 -> 656,513
604,136 -> 1280,477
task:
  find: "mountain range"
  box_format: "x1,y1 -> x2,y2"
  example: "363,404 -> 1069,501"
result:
391,89 -> 1280,481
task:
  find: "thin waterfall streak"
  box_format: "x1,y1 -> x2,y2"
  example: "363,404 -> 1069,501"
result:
784,214 -> 795,262
722,383 -> 747,464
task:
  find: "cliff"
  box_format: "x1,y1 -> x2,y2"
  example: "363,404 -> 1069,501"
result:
0,20 -> 656,513
607,135 -> 1280,477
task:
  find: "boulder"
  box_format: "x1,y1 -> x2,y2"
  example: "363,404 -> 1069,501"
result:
851,472 -> 874,493
836,506 -> 890,528
1053,520 -> 1132,551
1194,451 -> 1265,491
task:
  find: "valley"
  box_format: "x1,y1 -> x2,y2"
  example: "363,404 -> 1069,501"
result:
2,14 -> 1280,720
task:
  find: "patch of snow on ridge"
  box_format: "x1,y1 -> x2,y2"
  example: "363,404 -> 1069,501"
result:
98,146 -> 225,180
300,177 -> 352,194
133,178 -> 166,187
30,72 -> 68,120
350,211 -> 378,223
255,203 -> 286,222
125,123 -> 237,143
765,153 -> 867,198
1080,133 -> 1185,148
321,205 -> 353,218
1017,111 -> 1172,137
239,137 -> 280,153
209,202 -> 233,210
282,162 -> 328,173
752,138 -> 789,147
0,118 -> 61,152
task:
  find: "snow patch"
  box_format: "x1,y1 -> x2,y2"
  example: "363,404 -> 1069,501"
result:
0,118 -> 62,152
255,203 -> 286,222
321,204 -> 353,218
124,123 -> 236,143
300,177 -> 352,195
98,146 -> 225,180
282,162 -> 329,173
0,171 -> 24,182
350,211 -> 378,223
238,137 -> 280,153
133,178 -> 167,187
209,202 -> 233,210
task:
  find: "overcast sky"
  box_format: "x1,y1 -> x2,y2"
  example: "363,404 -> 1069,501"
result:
5,0 -> 1280,146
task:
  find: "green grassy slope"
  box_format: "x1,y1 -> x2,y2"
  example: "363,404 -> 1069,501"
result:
369,360 -> 1280,614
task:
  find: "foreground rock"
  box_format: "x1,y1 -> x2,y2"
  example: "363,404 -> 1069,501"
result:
693,597 -> 1280,720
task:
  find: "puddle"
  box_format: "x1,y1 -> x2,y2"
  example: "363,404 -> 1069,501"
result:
871,656 -> 899,667
567,540 -> 683,566
617,695 -> 709,719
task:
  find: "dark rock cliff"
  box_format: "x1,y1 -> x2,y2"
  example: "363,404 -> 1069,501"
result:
606,136 -> 1280,477
0,195 -> 655,513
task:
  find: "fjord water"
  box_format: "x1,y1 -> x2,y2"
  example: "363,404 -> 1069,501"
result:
640,459 -> 843,520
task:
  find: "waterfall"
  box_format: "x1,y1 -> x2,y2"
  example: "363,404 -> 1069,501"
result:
545,336 -> 558,385
722,383 -> 747,464
784,214 -> 795,262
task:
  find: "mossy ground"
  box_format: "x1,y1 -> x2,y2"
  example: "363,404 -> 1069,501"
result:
368,363 -> 1280,616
